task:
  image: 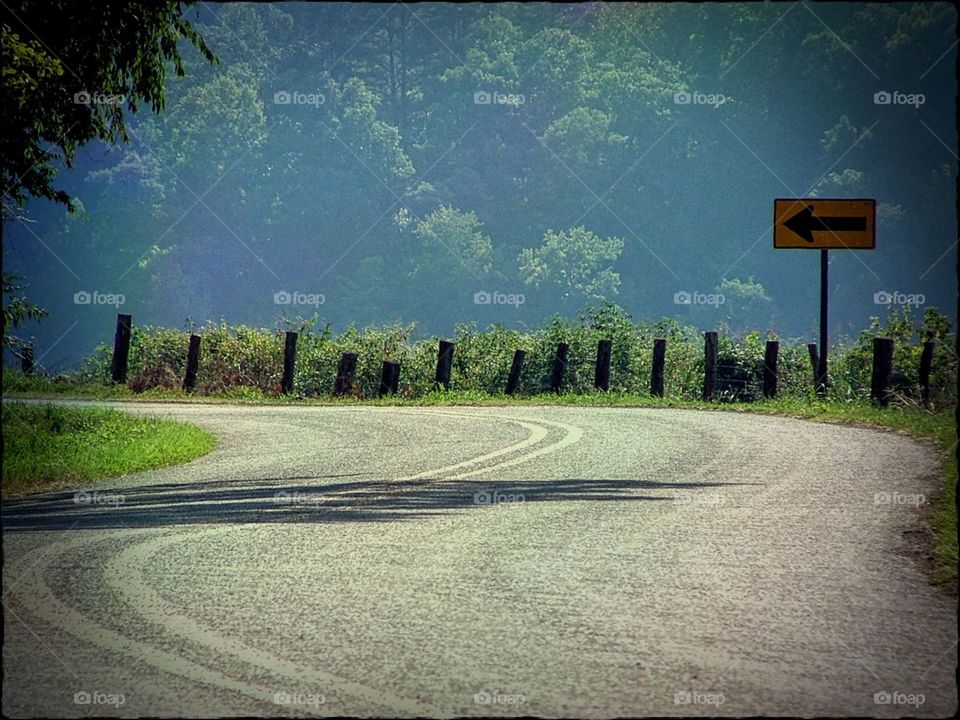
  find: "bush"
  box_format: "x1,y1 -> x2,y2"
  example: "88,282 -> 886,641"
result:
128,364 -> 178,393
64,303 -> 956,406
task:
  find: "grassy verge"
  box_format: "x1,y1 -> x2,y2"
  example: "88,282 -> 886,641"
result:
2,402 -> 216,498
4,375 -> 955,586
3,371 -> 138,399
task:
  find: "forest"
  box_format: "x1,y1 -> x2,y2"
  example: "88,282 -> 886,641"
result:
3,2 -> 956,369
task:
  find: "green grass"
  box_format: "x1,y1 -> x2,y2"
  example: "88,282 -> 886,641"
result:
2,402 -> 216,498
3,371 -> 136,399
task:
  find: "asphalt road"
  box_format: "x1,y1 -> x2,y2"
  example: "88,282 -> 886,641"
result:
2,402 -> 956,717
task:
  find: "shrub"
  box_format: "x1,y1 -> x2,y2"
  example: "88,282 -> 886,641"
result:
65,303 -> 956,406
128,364 -> 178,393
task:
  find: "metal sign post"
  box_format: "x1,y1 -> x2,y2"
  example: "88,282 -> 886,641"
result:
774,198 -> 877,396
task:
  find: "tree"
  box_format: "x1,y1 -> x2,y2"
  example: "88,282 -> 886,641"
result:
518,226 -> 624,312
718,276 -> 773,333
4,2 -> 956,357
2,272 -> 47,352
1,0 -> 216,214
402,205 -> 494,324
408,205 -> 493,281
2,0 -> 215,356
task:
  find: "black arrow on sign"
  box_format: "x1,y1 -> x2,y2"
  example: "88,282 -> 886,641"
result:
783,205 -> 867,243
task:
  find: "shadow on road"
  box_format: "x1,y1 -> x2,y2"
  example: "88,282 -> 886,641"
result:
1,476 -> 758,532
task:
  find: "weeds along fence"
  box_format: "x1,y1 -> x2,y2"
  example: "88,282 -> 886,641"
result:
49,308 -> 959,407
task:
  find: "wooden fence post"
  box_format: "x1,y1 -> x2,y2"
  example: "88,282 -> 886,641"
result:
807,343 -> 819,392
280,331 -> 298,394
334,352 -> 358,396
550,342 -> 569,393
379,361 -> 400,397
111,313 -> 132,383
594,339 -> 612,391
870,337 -> 894,407
182,334 -> 201,391
703,332 -> 718,401
919,340 -> 936,407
435,340 -> 455,390
650,339 -> 666,397
762,340 -> 779,399
506,350 -> 525,395
20,343 -> 33,376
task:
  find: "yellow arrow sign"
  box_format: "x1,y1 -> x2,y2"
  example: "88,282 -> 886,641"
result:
774,198 -> 876,249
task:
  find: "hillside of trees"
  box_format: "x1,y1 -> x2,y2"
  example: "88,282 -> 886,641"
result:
4,2 -> 956,368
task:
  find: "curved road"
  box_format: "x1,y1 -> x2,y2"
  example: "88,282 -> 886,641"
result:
2,403 -> 956,717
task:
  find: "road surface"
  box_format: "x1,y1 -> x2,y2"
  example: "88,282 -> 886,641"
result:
2,403 -> 956,717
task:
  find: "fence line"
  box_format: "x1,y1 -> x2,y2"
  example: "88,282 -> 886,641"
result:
86,313 -> 937,407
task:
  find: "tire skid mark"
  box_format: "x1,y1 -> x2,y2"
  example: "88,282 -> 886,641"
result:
2,412 -> 553,525
6,531 -> 330,713
394,409 -> 584,481
3,408 -> 583,717
391,411 -> 549,481
449,416 -> 584,479
103,528 -> 442,716
5,529 -> 436,717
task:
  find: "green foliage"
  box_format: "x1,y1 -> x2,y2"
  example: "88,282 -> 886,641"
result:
2,402 -> 215,496
1,0 -> 216,212
715,330 -> 765,401
337,77 -> 415,180
2,272 -> 47,352
4,3 -> 956,368
164,66 -> 267,184
718,277 -> 773,334
542,107 -> 628,175
2,272 -> 47,328
836,306 -> 957,403
518,226 -> 625,305
45,304 -> 955,409
410,205 -> 494,280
